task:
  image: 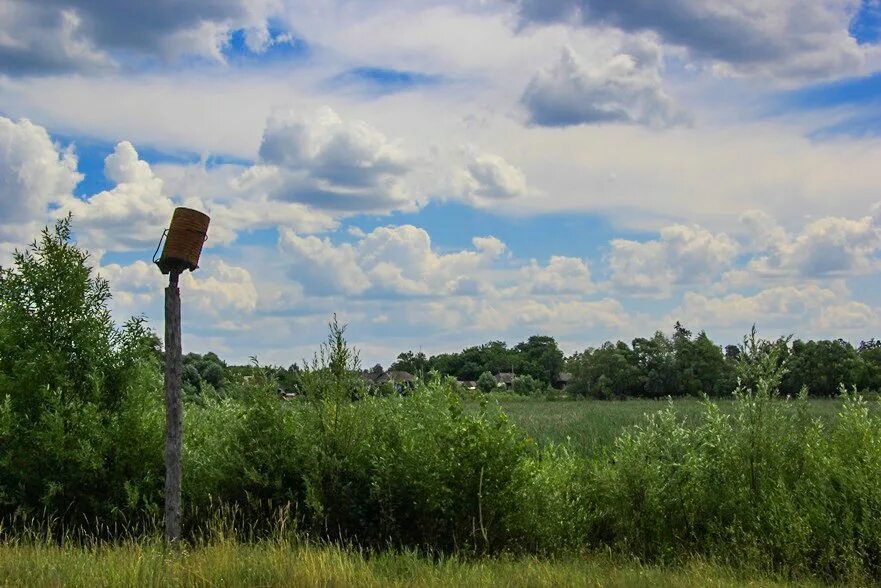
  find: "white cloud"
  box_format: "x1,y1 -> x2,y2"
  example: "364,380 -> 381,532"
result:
513,0 -> 867,81
0,117 -> 81,235
522,42 -> 682,128
0,0 -> 283,75
279,224 -> 508,298
817,300 -> 878,330
520,256 -> 594,294
181,259 -> 259,316
61,141 -> 175,253
450,149 -> 529,205
278,230 -> 370,295
250,106 -> 415,213
668,283 -> 878,335
609,224 -> 739,294
100,257 -> 258,323
743,207 -> 881,278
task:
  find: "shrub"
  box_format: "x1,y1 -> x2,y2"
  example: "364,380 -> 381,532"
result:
0,217 -> 162,529
477,371 -> 497,394
586,340 -> 881,581
511,375 -> 544,396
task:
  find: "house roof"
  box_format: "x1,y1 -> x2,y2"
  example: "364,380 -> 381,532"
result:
495,372 -> 516,384
360,371 -> 381,383
556,372 -> 573,383
377,370 -> 417,383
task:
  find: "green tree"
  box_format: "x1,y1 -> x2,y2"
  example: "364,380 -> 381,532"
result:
0,217 -> 159,522
857,339 -> 881,391
514,335 -> 564,384
567,341 -> 641,399
390,351 -> 428,375
782,338 -> 860,397
0,217 -> 150,417
477,371 -> 497,393
632,332 -> 677,398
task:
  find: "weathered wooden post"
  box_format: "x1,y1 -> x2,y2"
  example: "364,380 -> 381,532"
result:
154,207 -> 210,544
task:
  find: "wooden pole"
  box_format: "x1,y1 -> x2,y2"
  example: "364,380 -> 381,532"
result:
164,270 -> 182,543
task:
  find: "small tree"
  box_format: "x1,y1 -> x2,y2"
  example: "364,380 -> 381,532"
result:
511,374 -> 543,396
477,371 -> 497,393
0,216 -> 159,523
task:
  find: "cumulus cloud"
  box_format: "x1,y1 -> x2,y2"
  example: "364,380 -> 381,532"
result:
609,224 -> 739,295
0,0 -> 283,75
520,256 -> 594,294
452,149 -> 528,204
522,43 -> 681,128
742,207 -> 881,278
278,224 -> 507,298
100,258 -> 258,323
669,283 -> 878,334
181,259 -> 259,316
61,141 -> 175,252
246,106 -> 416,213
0,116 -> 81,233
513,0 -> 866,81
278,231 -> 370,295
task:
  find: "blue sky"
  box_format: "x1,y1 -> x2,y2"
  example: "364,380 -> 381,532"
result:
2,0 -> 881,366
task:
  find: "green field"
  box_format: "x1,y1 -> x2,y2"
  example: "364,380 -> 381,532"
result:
470,395 -> 857,458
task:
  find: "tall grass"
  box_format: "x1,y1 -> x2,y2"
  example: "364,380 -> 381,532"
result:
0,538 -> 797,587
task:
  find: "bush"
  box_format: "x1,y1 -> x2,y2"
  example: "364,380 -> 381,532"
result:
181,321 -> 585,553
0,217 -> 162,529
477,371 -> 497,394
585,338 -> 881,580
511,375 -> 544,396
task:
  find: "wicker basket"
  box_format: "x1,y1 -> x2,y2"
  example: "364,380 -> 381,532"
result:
155,207 -> 210,274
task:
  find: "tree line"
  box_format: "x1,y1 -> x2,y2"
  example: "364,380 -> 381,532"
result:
389,323 -> 881,398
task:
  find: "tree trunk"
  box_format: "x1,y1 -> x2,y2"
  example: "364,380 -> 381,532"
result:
164,271 -> 182,544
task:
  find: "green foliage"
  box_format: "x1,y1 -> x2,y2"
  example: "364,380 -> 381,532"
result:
0,217 -> 162,526
477,371 -> 497,394
183,343 -> 582,553
510,375 -> 545,396
390,351 -> 428,376
400,336 -> 565,385
585,338 -> 881,580
568,324 -> 738,399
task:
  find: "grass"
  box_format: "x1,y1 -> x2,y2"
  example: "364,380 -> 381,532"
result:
472,395 -> 863,458
0,540 -> 802,587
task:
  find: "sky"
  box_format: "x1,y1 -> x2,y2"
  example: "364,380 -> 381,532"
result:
2,0 -> 881,367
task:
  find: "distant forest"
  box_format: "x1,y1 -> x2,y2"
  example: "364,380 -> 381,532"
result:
181,323 -> 881,400
388,323 -> 881,399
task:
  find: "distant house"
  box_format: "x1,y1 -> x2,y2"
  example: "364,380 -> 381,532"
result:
554,372 -> 573,390
495,372 -> 516,388
376,370 -> 417,385
278,389 -> 298,401
360,371 -> 382,385
357,370 -> 417,394
458,379 -> 478,391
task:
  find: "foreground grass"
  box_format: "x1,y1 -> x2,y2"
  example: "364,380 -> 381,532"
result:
471,396 -> 864,457
0,541 -> 801,587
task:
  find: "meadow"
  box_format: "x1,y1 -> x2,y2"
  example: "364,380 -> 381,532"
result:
480,396 -> 867,458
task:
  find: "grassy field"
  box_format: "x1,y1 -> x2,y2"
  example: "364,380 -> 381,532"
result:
473,396 -> 862,458
0,541 -> 801,587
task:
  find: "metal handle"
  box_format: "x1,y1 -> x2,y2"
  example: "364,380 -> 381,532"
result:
152,229 -> 168,264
